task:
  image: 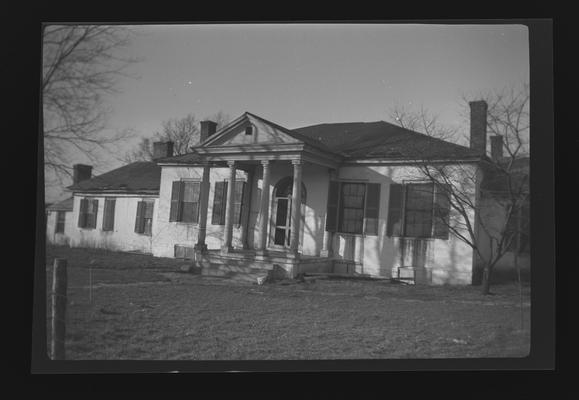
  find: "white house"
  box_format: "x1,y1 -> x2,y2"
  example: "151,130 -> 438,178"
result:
55,101 -> 515,285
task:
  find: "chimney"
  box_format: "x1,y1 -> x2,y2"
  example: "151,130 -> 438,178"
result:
73,164 -> 92,185
152,141 -> 174,159
200,120 -> 218,143
490,135 -> 504,161
469,100 -> 488,155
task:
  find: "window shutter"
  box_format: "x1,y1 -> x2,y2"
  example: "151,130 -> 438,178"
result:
135,201 -> 144,233
169,181 -> 182,222
103,199 -> 116,231
364,183 -> 381,236
433,184 -> 451,239
234,181 -> 246,226
144,201 -> 154,235
144,201 -> 154,218
191,182 -> 201,223
386,184 -> 404,237
212,181 -> 227,225
91,199 -> 99,229
325,181 -> 340,231
78,198 -> 88,227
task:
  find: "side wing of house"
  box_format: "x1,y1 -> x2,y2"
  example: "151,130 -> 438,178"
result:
319,163 -> 477,285
68,193 -> 159,253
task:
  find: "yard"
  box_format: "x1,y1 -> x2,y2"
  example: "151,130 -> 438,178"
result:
44,245 -> 531,360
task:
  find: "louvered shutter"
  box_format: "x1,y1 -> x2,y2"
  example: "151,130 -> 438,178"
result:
212,181 -> 227,225
386,183 -> 404,237
191,182 -> 201,223
234,181 -> 246,226
144,201 -> 154,235
103,198 -> 116,231
135,201 -> 144,233
433,184 -> 450,239
325,181 -> 340,231
91,199 -> 99,229
78,198 -> 88,227
364,183 -> 381,236
169,181 -> 182,222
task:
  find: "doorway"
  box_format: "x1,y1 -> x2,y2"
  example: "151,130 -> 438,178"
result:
271,176 -> 306,248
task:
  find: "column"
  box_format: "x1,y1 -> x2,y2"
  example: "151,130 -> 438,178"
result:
221,161 -> 236,254
194,163 -> 211,253
320,225 -> 333,257
353,235 -> 364,274
256,160 -> 271,255
241,167 -> 254,250
289,159 -> 303,257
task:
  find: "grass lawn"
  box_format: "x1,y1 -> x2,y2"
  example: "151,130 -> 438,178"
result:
43,245 -> 531,360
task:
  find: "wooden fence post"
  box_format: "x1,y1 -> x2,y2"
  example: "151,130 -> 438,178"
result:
50,258 -> 67,360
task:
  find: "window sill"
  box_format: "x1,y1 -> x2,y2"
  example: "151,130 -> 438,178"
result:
389,236 -> 445,241
172,221 -> 199,226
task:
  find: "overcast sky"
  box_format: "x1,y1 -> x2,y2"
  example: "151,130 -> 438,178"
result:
46,23 -> 529,202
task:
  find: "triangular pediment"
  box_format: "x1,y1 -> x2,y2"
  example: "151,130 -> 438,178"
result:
201,112 -> 303,147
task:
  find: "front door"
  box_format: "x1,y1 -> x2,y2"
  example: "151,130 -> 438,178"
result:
273,197 -> 292,247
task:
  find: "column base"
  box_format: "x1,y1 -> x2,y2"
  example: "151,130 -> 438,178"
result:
194,243 -> 208,253
220,246 -> 233,255
255,249 -> 268,257
320,249 -> 332,258
286,250 -> 300,259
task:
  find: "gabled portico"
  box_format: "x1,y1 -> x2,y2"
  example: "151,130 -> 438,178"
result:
157,112 -> 342,277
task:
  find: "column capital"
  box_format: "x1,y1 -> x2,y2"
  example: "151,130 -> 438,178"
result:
260,160 -> 270,166
227,160 -> 236,167
291,159 -> 304,165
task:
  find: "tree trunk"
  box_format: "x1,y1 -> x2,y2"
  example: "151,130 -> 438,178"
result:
481,265 -> 492,295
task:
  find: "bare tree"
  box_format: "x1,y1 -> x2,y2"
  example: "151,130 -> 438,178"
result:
42,25 -> 139,185
124,112 -> 231,162
389,85 -> 529,295
390,103 -> 458,142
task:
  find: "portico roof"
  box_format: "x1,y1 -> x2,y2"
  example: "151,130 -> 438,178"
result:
156,112 -> 343,168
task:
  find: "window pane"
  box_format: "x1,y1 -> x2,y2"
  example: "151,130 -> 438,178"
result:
182,182 -> 200,202
276,199 -> 288,226
406,184 -> 434,209
143,218 -> 152,235
338,183 -> 365,234
404,184 -> 434,237
405,210 -> 433,237
144,201 -> 154,218
274,228 -> 286,245
181,202 -> 198,223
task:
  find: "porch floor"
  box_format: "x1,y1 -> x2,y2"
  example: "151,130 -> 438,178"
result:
198,248 -> 334,278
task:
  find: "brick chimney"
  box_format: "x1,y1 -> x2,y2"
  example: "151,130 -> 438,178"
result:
490,135 -> 504,161
73,164 -> 92,185
469,100 -> 488,155
152,141 -> 174,159
200,120 -> 218,143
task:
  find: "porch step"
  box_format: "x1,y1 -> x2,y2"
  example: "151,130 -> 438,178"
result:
201,263 -> 270,283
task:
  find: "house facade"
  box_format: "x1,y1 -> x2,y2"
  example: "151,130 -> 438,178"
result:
53,102 -> 506,285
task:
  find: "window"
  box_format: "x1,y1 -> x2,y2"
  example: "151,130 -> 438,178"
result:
386,182 -> 451,239
325,181 -> 381,235
506,202 -> 530,253
245,126 -> 253,135
338,183 -> 366,234
102,198 -> 116,231
55,211 -> 65,234
135,200 -> 154,235
169,181 -> 201,223
78,198 -> 98,229
211,180 -> 246,226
